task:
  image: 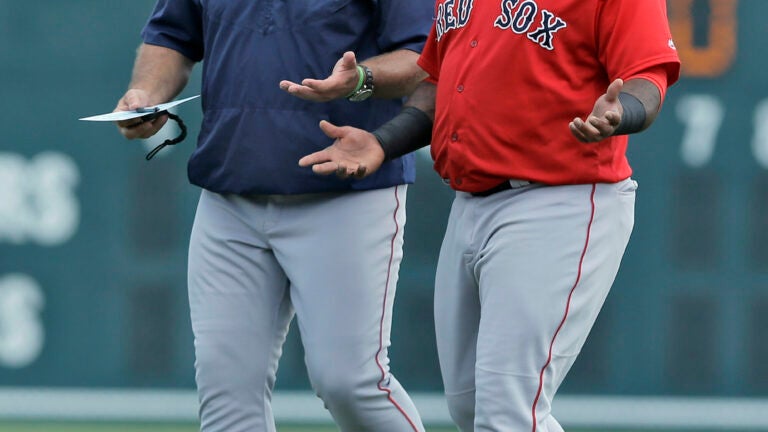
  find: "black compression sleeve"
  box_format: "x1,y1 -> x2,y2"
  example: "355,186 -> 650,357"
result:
372,106 -> 433,161
613,92 -> 647,135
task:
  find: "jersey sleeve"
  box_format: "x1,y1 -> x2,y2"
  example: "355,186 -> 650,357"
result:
376,0 -> 433,53
597,0 -> 681,89
141,0 -> 205,62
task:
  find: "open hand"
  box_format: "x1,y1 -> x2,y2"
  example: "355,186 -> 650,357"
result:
280,52 -> 361,102
569,79 -> 623,143
299,120 -> 385,179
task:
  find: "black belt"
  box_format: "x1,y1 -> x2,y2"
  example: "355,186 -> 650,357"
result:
471,179 -> 532,197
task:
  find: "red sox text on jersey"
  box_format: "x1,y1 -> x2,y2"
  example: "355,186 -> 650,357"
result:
436,0 -> 567,50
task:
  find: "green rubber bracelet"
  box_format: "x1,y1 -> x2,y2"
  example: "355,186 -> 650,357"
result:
345,65 -> 366,98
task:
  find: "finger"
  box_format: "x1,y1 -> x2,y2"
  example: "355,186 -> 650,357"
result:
115,100 -> 130,112
114,101 -> 139,116
280,79 -> 336,102
300,78 -> 333,93
605,78 -> 623,102
604,110 -> 621,127
146,115 -> 169,136
576,115 -> 602,138
138,129 -> 157,140
279,80 -> 299,91
587,115 -> 614,137
284,85 -> 325,101
569,121 -> 590,143
304,77 -> 352,100
571,117 -> 589,131
123,115 -> 169,140
353,165 -> 367,179
299,149 -> 331,167
311,161 -> 341,176
319,120 -> 343,139
345,165 -> 360,177
335,163 -> 349,178
122,93 -> 146,111
134,113 -> 168,127
119,121 -> 153,139
116,118 -> 137,128
341,51 -> 357,70
570,117 -> 600,142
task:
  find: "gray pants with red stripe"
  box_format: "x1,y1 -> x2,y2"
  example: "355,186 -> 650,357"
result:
435,178 -> 637,431
188,186 -> 423,432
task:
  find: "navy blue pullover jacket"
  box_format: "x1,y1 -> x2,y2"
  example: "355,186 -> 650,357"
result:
142,0 -> 433,195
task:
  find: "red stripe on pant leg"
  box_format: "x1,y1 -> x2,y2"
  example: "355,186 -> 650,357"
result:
374,185 -> 420,432
530,184 -> 597,432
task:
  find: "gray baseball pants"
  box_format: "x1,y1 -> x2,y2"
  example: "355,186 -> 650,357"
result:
435,179 -> 637,431
187,186 -> 424,432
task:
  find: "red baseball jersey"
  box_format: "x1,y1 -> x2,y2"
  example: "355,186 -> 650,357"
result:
417,0 -> 681,192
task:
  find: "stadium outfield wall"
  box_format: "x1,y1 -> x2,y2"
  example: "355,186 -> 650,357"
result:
0,388 -> 768,430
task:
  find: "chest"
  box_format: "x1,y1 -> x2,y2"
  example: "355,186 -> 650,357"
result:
200,0 -> 363,31
434,0 -> 594,51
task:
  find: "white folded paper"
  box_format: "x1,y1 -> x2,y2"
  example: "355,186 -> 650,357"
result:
79,95 -> 200,122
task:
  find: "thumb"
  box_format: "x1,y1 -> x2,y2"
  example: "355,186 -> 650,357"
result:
605,78 -> 623,103
319,120 -> 343,139
340,51 -> 358,70
122,90 -> 149,111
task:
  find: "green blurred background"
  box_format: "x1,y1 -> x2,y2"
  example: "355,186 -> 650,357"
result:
1,0 -> 766,430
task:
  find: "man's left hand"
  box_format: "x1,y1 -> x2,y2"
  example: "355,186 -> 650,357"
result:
569,79 -> 623,143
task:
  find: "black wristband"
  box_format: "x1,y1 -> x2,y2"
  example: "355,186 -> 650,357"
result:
613,92 -> 647,135
371,106 -> 433,161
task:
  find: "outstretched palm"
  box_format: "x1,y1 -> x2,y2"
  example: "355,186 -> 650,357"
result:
569,79 -> 624,143
299,120 -> 386,179
279,52 -> 360,102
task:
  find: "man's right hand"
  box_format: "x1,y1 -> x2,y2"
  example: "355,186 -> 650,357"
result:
299,120 -> 386,179
279,51 -> 361,102
114,89 -> 169,140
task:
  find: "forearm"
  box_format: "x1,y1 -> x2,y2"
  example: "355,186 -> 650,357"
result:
128,43 -> 195,104
361,49 -> 429,99
373,81 -> 436,159
403,81 -> 436,120
621,77 -> 662,131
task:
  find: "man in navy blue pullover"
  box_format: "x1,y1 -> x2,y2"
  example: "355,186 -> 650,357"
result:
113,1 -> 432,431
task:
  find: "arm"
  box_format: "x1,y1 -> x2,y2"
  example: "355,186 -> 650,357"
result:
569,74 -> 663,143
356,50 -> 429,99
298,81 -> 437,177
402,80 -> 436,118
279,50 -> 429,102
114,43 -> 195,139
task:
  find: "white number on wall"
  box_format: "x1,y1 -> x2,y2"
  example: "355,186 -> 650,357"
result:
676,94 -> 725,168
0,152 -> 80,246
0,274 -> 45,368
751,99 -> 768,169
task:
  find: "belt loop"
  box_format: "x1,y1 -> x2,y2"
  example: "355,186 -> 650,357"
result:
471,179 -> 532,197
508,179 -> 531,188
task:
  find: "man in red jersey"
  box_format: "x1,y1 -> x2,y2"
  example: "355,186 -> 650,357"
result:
297,0 -> 680,430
